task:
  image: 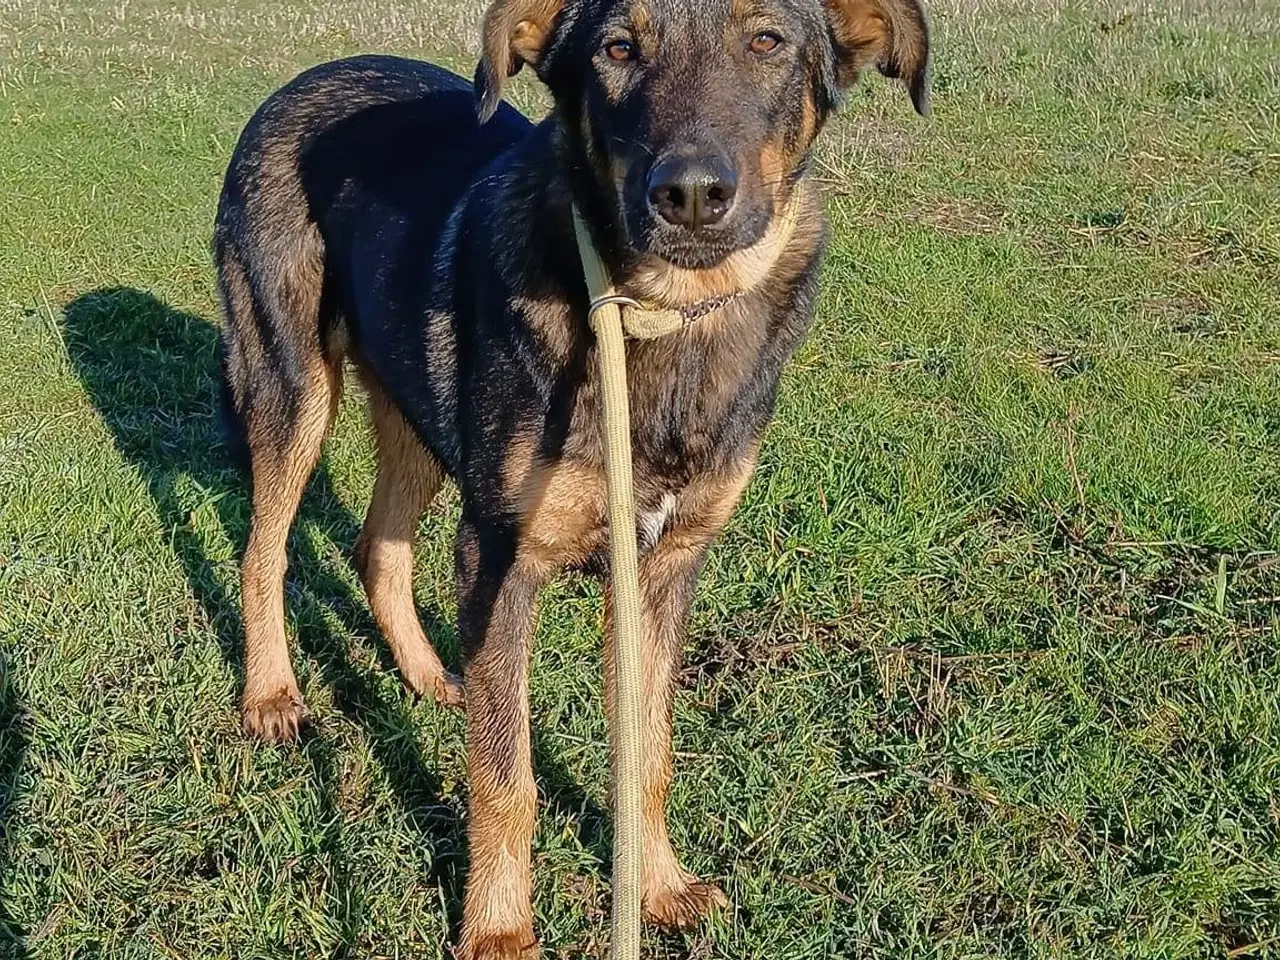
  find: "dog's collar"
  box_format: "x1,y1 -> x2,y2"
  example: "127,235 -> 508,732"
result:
570,207 -> 744,340
584,290 -> 745,340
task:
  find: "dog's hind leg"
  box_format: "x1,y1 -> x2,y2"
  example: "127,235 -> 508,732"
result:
238,370 -> 338,742
353,378 -> 464,708
219,235 -> 341,743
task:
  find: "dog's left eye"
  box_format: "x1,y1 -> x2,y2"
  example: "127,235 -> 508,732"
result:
749,31 -> 783,55
604,39 -> 636,61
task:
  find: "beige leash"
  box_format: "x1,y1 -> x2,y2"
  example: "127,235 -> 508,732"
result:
572,206 -> 647,960
572,196 -> 798,958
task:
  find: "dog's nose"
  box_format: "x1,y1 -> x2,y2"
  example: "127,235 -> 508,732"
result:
647,152 -> 737,229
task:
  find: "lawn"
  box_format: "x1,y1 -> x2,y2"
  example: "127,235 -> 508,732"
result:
1,0 -> 1279,956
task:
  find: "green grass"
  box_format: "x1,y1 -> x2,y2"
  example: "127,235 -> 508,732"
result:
2,0 -> 1279,956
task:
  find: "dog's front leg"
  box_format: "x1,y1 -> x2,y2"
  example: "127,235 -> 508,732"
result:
455,517 -> 544,960
606,534 -> 730,930
610,462 -> 758,929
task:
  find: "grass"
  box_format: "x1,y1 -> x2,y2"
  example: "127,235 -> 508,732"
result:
1,0 -> 1279,956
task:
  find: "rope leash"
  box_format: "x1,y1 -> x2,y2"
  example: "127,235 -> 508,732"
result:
571,197 -> 795,957
572,207 -> 646,960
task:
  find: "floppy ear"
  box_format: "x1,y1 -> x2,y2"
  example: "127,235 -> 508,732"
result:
475,0 -> 566,123
823,0 -> 931,115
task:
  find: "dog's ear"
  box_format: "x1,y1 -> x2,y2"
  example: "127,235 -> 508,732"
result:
823,0 -> 931,115
475,0 -> 566,123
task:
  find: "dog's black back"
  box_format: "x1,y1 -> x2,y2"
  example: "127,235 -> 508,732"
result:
215,57 -> 529,471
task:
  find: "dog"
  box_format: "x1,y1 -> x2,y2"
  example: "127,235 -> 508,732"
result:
214,0 -> 929,955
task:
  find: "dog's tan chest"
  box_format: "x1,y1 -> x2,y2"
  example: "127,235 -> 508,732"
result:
504,447 -> 692,566
507,454 -> 608,572
502,439 -> 757,576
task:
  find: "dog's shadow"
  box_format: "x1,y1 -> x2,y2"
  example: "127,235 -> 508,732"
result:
0,651 -> 31,959
61,286 -> 608,950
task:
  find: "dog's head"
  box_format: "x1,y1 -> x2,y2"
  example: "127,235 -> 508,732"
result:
476,0 -> 929,271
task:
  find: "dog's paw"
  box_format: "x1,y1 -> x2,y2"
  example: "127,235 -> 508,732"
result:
404,664 -> 465,710
432,670 -> 466,709
453,929 -> 539,960
242,687 -> 309,743
644,878 -> 729,930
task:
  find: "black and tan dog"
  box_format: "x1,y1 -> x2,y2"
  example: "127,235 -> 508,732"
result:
215,0 -> 928,954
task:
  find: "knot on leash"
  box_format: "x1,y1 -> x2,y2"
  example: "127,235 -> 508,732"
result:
588,294 -> 681,340
588,292 -> 745,340
579,240 -> 744,341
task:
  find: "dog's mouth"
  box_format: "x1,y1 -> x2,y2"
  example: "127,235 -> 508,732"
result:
631,222 -> 745,270
628,208 -> 775,272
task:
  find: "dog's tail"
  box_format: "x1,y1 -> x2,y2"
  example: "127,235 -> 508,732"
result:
217,333 -> 251,475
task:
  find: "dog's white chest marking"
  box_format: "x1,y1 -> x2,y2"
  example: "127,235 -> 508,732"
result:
638,492 -> 678,551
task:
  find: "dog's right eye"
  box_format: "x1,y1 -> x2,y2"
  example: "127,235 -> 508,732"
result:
604,39 -> 636,61
749,31 -> 784,56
